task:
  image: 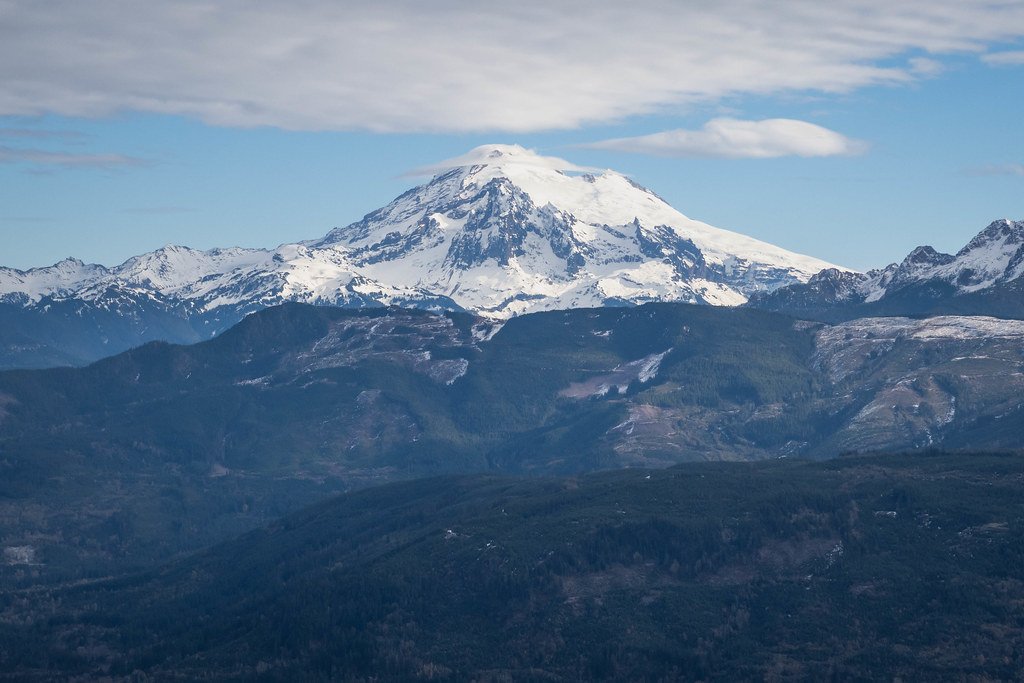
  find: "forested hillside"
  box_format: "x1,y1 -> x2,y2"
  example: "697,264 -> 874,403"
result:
2,452 -> 1021,680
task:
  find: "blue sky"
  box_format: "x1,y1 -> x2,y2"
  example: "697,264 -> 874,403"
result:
1,1 -> 1022,272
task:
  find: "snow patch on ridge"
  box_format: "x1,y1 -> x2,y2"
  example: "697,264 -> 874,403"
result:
560,348 -> 673,399
814,315 -> 1024,382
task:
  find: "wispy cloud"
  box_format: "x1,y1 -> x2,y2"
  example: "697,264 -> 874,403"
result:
0,127 -> 86,141
0,215 -> 58,223
908,57 -> 945,77
981,50 -> 1024,65
582,119 -> 866,159
0,146 -> 147,169
0,1 -> 1023,132
122,205 -> 195,215
967,163 -> 1024,176
403,144 -> 599,177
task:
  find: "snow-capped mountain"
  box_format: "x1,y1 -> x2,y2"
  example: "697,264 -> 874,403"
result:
0,257 -> 108,306
750,219 -> 1024,320
865,219 -> 1024,298
311,144 -> 839,315
0,144 -> 839,324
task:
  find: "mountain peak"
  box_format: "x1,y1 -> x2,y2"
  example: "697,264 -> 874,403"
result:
959,219 -> 1024,255
411,143 -> 600,180
750,216 -> 1024,318
903,245 -> 951,264
467,143 -> 535,162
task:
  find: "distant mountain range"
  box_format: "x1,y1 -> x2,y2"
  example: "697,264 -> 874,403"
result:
1,145 -> 1020,372
751,219 -> 1024,321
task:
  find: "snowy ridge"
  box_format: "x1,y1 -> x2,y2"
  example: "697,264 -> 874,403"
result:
932,219 -> 1024,291
814,315 -> 1024,383
859,219 -> 1024,301
817,315 -> 1024,348
0,258 -> 109,305
1,144 -> 843,319
753,219 -> 1024,314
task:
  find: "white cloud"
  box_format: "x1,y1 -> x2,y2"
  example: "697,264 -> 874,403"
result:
967,163 -> 1024,176
908,57 -> 945,77
981,50 -> 1024,65
582,119 -> 866,159
1,1 -> 1024,132
405,144 -> 599,177
0,128 -> 85,141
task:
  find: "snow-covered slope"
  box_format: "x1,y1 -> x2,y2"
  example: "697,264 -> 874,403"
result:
859,219 -> 1024,301
925,219 -> 1024,290
313,144 -> 840,316
0,144 -> 841,321
0,258 -> 109,305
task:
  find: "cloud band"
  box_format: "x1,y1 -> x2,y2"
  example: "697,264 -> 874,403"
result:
582,118 -> 866,159
1,1 -> 1023,132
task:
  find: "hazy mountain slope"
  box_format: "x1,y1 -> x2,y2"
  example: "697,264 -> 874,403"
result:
810,315 -> 1024,452
0,303 -> 823,582
2,453 -> 1021,681
2,303 -> 1024,586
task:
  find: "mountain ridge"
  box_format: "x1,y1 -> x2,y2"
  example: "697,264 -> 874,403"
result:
750,219 -> 1024,321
